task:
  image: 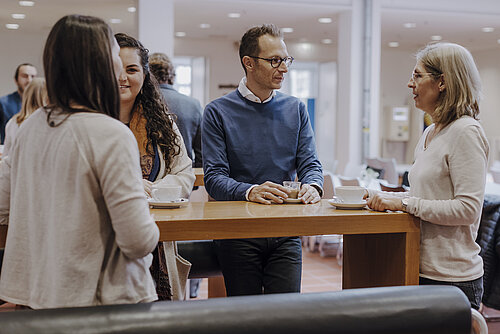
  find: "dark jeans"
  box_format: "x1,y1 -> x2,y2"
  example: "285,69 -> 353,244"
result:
214,237 -> 302,296
419,276 -> 483,310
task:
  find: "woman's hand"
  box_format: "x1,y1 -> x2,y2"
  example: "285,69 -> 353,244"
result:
143,179 -> 153,198
367,193 -> 403,212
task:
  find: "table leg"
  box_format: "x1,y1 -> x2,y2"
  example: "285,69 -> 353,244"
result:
208,276 -> 227,298
342,231 -> 419,289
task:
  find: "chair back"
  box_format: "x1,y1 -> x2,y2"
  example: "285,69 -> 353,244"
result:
471,308 -> 488,334
380,181 -> 407,192
338,176 -> 360,186
322,171 -> 335,199
366,157 -> 398,186
491,168 -> 500,184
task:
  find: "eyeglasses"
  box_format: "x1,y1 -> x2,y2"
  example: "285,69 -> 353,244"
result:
249,55 -> 294,68
410,72 -> 437,82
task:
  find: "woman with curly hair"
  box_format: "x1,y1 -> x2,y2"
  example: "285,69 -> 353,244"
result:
115,33 -> 195,301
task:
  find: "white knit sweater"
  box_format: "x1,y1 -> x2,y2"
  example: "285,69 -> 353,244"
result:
408,116 -> 489,281
0,108 -> 159,309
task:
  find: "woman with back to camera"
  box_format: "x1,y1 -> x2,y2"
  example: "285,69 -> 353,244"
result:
115,33 -> 195,301
367,42 -> 489,309
0,14 -> 159,309
3,77 -> 47,157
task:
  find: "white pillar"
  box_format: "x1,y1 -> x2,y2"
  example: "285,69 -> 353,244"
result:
336,0 -> 381,174
137,0 -> 174,55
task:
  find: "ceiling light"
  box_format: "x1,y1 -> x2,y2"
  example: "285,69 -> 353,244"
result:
403,23 -> 416,28
18,1 -> 34,6
6,24 -> 20,30
282,27 -> 294,33
175,31 -> 186,37
200,23 -> 210,29
127,7 -> 136,13
321,38 -> 333,44
227,13 -> 240,18
482,27 -> 494,33
431,35 -> 442,41
110,18 -> 122,24
318,17 -> 332,24
388,41 -> 399,48
11,14 -> 26,19
299,43 -> 312,51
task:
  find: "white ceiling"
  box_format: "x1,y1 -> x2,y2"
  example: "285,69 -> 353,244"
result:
1,0 -> 500,53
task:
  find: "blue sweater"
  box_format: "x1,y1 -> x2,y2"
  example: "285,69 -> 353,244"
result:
202,90 -> 323,201
0,91 -> 21,143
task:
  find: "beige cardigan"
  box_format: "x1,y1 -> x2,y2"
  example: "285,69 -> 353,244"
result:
153,123 -> 195,300
0,109 -> 160,309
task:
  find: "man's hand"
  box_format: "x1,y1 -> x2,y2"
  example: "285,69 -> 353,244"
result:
367,193 -> 403,212
299,184 -> 321,204
248,181 -> 289,205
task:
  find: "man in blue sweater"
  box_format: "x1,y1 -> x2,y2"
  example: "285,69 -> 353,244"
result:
0,63 -> 37,143
202,24 -> 323,296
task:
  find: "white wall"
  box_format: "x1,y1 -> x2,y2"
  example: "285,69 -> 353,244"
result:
0,31 -> 48,96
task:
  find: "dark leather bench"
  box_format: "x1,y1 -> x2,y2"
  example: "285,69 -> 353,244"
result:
0,286 -> 472,334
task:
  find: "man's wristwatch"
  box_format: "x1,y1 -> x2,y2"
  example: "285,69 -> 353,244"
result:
401,197 -> 409,212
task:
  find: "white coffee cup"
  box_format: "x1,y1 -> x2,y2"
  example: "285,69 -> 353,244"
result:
152,185 -> 182,202
334,186 -> 366,203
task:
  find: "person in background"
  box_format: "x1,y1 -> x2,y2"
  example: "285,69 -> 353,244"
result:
115,33 -> 195,301
3,77 -> 47,157
0,14 -> 159,309
0,63 -> 37,143
149,52 -> 203,169
366,42 -> 489,310
202,24 -> 323,296
149,52 -> 203,299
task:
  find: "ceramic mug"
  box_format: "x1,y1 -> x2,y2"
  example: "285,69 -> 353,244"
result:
334,186 -> 366,203
152,185 -> 182,202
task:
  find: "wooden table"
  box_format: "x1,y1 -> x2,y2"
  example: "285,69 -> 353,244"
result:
0,199 -> 420,292
151,199 -> 420,289
193,168 -> 204,187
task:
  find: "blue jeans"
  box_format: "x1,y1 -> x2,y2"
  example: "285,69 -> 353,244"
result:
214,237 -> 302,296
419,276 -> 483,309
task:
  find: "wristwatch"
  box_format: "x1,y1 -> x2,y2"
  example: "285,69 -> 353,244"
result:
401,197 -> 409,212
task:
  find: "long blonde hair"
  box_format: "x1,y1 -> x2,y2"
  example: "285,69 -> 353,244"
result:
16,77 -> 47,125
416,42 -> 481,127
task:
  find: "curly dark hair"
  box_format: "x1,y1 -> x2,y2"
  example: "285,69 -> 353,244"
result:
149,52 -> 175,85
115,33 -> 180,173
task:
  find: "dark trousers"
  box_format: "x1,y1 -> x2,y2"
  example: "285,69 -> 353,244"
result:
419,276 -> 483,310
214,237 -> 302,296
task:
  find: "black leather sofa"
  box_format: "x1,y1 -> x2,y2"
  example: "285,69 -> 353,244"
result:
0,285 -> 471,334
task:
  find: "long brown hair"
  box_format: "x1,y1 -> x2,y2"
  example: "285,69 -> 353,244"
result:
115,33 -> 180,171
43,15 -> 120,120
16,77 -> 47,125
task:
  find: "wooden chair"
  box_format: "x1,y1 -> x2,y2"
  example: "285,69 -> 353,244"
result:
380,181 -> 407,192
338,175 -> 361,186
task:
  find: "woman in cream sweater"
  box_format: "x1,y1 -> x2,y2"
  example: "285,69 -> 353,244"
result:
367,42 -> 489,309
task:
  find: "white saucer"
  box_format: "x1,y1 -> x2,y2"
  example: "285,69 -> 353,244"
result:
148,198 -> 189,209
328,199 -> 367,210
283,198 -> 302,204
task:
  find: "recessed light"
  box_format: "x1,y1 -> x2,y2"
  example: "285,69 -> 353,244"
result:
11,14 -> 26,19
321,38 -> 333,44
110,18 -> 122,24
388,41 -> 399,48
282,27 -> 294,33
403,23 -> 416,28
18,1 -> 34,6
6,24 -> 20,29
318,17 -> 332,24
127,7 -> 136,13
175,31 -> 186,37
227,13 -> 240,18
299,43 -> 312,51
482,27 -> 494,33
431,35 -> 442,41
200,23 -> 210,29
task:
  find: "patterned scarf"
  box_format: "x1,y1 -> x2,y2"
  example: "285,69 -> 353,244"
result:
129,105 -> 160,181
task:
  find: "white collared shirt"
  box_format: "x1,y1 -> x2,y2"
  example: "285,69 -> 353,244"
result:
238,77 -> 276,103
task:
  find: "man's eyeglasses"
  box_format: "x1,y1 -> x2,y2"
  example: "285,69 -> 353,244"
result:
249,56 -> 294,68
410,72 -> 437,82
